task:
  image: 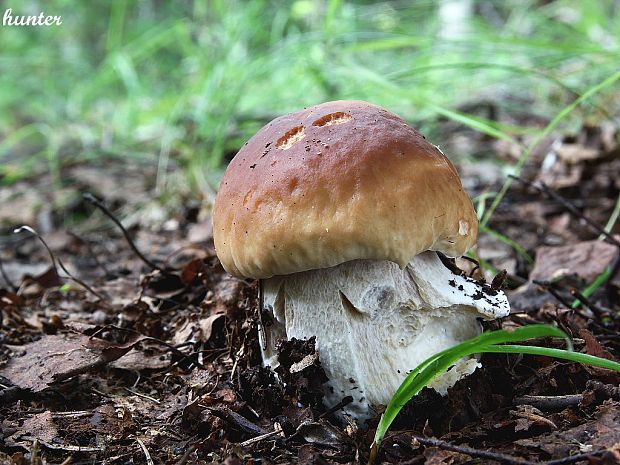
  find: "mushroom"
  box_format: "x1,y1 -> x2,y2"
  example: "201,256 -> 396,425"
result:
213,101 -> 510,421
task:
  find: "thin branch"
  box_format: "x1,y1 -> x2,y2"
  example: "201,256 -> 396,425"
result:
533,280 -> 573,309
13,226 -> 108,302
0,253 -> 18,291
83,193 -> 170,273
136,438 -> 154,465
508,175 -> 620,249
514,394 -> 582,410
319,395 -> 353,419
569,288 -> 611,321
407,435 -> 606,465
409,435 -> 537,465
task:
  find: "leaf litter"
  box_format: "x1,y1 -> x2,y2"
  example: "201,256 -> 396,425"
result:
0,122 -> 619,464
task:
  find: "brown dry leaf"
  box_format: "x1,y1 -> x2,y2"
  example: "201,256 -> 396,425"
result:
23,266 -> 62,289
538,155 -> 583,189
0,332 -> 146,391
180,258 -> 206,285
424,446 -> 463,465
109,348 -> 171,370
295,420 -> 348,448
515,401 -> 620,457
580,329 -> 616,361
8,411 -> 58,445
511,405 -> 558,432
0,261 -> 49,289
173,313 -> 224,345
529,239 -> 619,284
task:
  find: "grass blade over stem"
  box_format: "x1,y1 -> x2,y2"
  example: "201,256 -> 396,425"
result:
369,324 -> 620,465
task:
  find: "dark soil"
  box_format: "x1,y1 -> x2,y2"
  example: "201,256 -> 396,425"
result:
0,123 -> 619,464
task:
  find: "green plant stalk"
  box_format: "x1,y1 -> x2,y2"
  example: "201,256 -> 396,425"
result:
371,324 -> 620,461
601,192 -> 620,236
571,266 -> 611,309
482,345 -> 620,371
374,325 -> 570,450
480,69 -> 620,228
480,225 -> 534,264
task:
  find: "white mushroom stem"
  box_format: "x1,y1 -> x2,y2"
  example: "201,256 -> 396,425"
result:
260,251 -> 510,421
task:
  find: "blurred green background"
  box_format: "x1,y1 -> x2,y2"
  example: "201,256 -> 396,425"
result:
1,0 -> 619,194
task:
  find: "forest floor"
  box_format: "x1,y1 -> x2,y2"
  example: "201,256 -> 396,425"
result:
1,120 -> 619,465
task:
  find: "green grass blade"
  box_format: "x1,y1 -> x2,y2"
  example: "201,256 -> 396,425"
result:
375,325 -> 571,448
375,324 -> 582,446
601,192 -> 620,236
480,69 -> 620,228
480,225 -> 534,264
571,267 -> 611,309
483,345 -> 620,371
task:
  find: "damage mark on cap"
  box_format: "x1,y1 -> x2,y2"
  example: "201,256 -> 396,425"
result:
313,112 -> 352,127
458,220 -> 469,236
277,126 -> 306,150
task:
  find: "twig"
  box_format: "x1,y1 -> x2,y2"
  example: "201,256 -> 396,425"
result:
239,425 -> 284,447
508,175 -> 620,249
409,435 -> 538,465
403,435 -> 607,465
568,288 -> 609,320
319,395 -> 354,419
13,226 -> 108,302
173,445 -> 196,465
0,253 -> 18,291
83,193 -> 171,273
136,438 -> 154,465
124,387 -> 161,404
37,439 -> 103,452
514,394 -> 583,411
533,280 -> 574,309
204,405 -> 268,437
31,439 -> 40,465
545,450 -> 605,465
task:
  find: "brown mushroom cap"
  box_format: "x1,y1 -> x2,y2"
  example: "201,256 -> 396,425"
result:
213,100 -> 478,279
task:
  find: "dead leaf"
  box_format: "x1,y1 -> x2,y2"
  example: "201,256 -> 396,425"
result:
22,266 -> 61,289
180,258 -> 206,285
0,332 -> 146,392
109,348 -> 171,371
173,313 -> 224,345
516,401 -> 620,457
9,411 -> 57,444
529,239 -> 619,284
424,447 -> 462,465
296,420 -> 348,447
580,329 -> 617,361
